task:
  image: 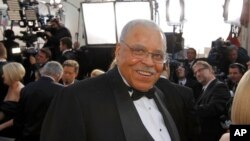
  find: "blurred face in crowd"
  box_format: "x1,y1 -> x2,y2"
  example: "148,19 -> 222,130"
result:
229,67 -> 243,84
36,51 -> 49,65
228,49 -> 238,63
50,21 -> 59,29
59,41 -> 66,52
193,64 -> 213,86
187,48 -> 196,62
62,66 -> 78,86
176,66 -> 186,80
115,24 -> 166,92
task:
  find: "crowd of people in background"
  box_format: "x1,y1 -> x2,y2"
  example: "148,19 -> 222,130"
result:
0,18 -> 250,141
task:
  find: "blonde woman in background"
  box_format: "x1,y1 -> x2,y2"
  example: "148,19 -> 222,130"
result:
220,70 -> 250,141
0,62 -> 25,131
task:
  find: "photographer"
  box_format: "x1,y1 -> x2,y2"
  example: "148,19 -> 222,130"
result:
42,18 -> 72,61
23,48 -> 51,84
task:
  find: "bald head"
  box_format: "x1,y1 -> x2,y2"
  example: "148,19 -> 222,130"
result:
119,19 -> 166,51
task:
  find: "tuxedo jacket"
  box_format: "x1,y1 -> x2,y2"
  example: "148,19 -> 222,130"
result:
41,67 -> 194,141
14,76 -> 64,141
156,78 -> 200,141
195,79 -> 230,141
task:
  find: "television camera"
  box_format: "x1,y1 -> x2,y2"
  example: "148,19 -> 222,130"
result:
3,0 -> 56,56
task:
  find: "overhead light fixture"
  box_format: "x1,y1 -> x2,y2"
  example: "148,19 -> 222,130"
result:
7,10 -> 21,20
166,0 -> 185,26
50,0 -> 61,5
25,9 -> 38,20
18,20 -> 27,27
27,20 -> 35,27
223,0 -> 244,26
6,0 -> 21,10
12,47 -> 21,54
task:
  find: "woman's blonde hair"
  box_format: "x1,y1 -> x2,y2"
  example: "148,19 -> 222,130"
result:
231,70 -> 250,124
0,43 -> 7,59
3,62 -> 25,84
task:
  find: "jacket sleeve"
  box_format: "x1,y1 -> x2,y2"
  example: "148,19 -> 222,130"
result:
40,87 -> 87,141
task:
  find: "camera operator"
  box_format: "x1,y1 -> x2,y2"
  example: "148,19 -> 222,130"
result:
222,45 -> 250,77
23,48 -> 52,84
0,29 -> 22,63
42,18 -> 72,61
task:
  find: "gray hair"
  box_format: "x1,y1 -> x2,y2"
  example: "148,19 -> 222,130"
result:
119,19 -> 166,50
40,61 -> 63,78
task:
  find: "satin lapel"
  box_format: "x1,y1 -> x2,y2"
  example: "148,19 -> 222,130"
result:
106,68 -> 153,141
154,87 -> 181,141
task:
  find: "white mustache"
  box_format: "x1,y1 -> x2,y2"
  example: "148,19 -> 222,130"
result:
136,67 -> 156,74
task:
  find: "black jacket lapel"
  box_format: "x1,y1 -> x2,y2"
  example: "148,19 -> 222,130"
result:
154,87 -> 181,141
107,68 -> 153,141
196,79 -> 217,104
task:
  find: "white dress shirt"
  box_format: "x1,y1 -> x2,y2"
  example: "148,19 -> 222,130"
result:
132,94 -> 171,141
119,68 -> 171,141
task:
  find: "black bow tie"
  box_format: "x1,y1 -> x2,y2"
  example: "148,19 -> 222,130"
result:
129,87 -> 155,101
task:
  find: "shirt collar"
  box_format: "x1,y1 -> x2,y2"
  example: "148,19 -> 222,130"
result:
203,78 -> 215,91
178,78 -> 187,85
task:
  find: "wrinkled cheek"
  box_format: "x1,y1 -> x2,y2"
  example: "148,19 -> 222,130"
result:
130,58 -> 140,65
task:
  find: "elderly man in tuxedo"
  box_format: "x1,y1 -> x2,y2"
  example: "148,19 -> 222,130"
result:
193,61 -> 231,141
14,61 -> 64,141
41,19 -> 197,141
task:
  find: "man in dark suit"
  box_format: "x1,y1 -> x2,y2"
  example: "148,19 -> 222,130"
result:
43,18 -> 72,60
183,48 -> 197,80
41,19 -> 193,141
23,48 -> 51,84
58,37 -> 77,64
192,61 -> 231,141
14,61 -> 64,141
175,65 -> 202,101
59,59 -> 79,86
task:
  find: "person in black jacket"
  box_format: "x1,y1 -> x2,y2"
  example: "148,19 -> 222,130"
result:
193,60 -> 231,141
175,65 -> 202,101
43,18 -> 72,60
23,48 -> 51,84
40,19 -> 194,141
14,61 -> 64,141
58,37 -> 77,64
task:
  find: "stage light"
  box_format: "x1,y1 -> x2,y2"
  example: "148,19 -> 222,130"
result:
6,0 -> 20,10
223,0 -> 243,26
12,47 -> 21,54
50,0 -> 61,5
27,20 -> 35,27
25,9 -> 38,20
7,10 -> 21,20
18,20 -> 27,27
81,1 -> 152,45
166,0 -> 185,26
82,2 -> 116,44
